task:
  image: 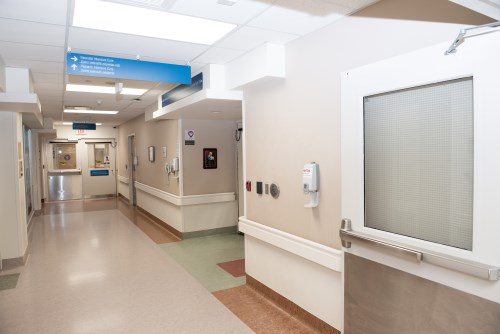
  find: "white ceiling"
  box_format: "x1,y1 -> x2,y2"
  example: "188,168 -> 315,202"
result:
0,0 -> 378,126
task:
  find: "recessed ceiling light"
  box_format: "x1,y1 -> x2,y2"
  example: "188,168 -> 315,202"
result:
212,111 -> 222,114
66,84 -> 147,95
73,0 -> 237,45
64,109 -> 119,115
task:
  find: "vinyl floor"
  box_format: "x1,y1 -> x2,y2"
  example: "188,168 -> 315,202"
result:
1,197 -> 319,333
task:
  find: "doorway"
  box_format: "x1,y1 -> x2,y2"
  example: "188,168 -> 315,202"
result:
127,134 -> 137,206
82,141 -> 117,198
340,34 -> 500,333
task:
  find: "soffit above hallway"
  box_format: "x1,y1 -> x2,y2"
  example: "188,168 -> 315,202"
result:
1,0 -> 379,127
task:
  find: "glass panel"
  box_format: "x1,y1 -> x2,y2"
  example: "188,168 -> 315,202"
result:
363,77 -> 473,250
53,143 -> 77,169
88,143 -> 110,168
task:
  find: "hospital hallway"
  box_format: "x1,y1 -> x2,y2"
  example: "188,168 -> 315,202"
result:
0,197 -> 323,334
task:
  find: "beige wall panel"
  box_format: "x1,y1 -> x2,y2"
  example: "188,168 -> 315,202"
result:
182,119 -> 237,196
118,115 -> 180,196
244,0 -> 492,249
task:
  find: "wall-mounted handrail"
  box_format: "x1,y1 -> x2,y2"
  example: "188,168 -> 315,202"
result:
340,218 -> 500,281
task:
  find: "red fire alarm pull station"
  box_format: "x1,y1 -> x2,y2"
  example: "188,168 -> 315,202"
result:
246,181 -> 251,192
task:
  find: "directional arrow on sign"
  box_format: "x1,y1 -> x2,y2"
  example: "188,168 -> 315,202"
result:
71,64 -> 78,70
71,56 -> 78,62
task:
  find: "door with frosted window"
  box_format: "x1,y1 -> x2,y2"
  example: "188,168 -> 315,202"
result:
340,33 -> 500,334
82,142 -> 116,198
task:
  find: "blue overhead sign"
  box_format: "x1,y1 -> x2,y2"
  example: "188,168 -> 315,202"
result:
73,123 -> 96,130
66,52 -> 191,84
161,72 -> 203,107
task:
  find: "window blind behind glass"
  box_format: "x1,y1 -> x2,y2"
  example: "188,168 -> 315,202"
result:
363,77 -> 473,250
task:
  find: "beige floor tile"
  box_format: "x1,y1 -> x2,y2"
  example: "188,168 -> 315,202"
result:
0,208 -> 252,334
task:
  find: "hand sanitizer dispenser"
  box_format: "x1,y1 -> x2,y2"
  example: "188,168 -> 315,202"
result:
303,162 -> 319,208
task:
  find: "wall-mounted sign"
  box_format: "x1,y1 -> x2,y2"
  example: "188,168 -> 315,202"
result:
90,170 -> 109,176
73,123 -> 96,130
161,72 -> 203,107
184,130 -> 195,145
67,52 -> 191,84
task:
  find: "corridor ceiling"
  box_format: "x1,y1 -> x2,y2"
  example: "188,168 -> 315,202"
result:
0,0 -> 378,126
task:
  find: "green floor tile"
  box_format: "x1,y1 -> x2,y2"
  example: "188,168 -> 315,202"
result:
0,273 -> 20,291
159,234 -> 245,292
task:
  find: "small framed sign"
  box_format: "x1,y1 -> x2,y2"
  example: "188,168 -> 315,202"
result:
203,148 -> 217,169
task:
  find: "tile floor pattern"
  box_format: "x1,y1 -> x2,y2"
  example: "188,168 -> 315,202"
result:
214,285 -> 319,334
0,273 -> 20,291
0,203 -> 252,333
159,234 -> 246,292
217,259 -> 246,278
1,198 -> 321,333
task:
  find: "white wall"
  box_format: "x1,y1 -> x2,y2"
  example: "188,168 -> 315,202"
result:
0,112 -> 28,260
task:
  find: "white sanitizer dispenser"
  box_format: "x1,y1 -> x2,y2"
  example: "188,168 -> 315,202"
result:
303,162 -> 319,208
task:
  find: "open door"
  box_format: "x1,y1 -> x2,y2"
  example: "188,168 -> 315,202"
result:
340,32 -> 500,333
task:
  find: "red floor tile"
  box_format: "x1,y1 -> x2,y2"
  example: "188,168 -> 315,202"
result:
217,259 -> 245,277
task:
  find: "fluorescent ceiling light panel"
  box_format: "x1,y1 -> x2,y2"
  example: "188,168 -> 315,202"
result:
64,109 -> 119,115
73,0 -> 237,45
66,84 -> 147,95
63,122 -> 102,125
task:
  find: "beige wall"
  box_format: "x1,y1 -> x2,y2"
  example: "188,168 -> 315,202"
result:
244,0 -> 491,249
182,119 -> 237,196
118,115 -> 180,195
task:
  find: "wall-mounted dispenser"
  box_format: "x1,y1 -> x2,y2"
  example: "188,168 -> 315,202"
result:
172,157 -> 179,172
303,162 -> 319,208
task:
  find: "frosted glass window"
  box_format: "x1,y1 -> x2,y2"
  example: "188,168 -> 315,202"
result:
53,143 -> 77,169
363,77 -> 473,250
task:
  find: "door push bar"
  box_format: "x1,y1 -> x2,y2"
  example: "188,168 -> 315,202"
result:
340,218 -> 500,281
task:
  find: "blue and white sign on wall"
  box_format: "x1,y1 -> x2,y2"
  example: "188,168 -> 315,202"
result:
67,52 -> 191,84
90,170 -> 109,177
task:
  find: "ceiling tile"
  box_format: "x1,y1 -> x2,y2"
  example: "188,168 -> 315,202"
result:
248,0 -> 351,35
193,47 -> 246,64
36,91 -> 64,100
34,82 -> 64,92
322,0 -> 379,10
32,73 -> 64,85
68,27 -> 209,63
189,62 -> 207,74
40,102 -> 63,111
7,60 -> 64,75
0,0 -> 68,26
0,41 -> 64,63
169,0 -> 273,24
0,19 -> 66,47
217,26 -> 298,51
39,101 -> 63,110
